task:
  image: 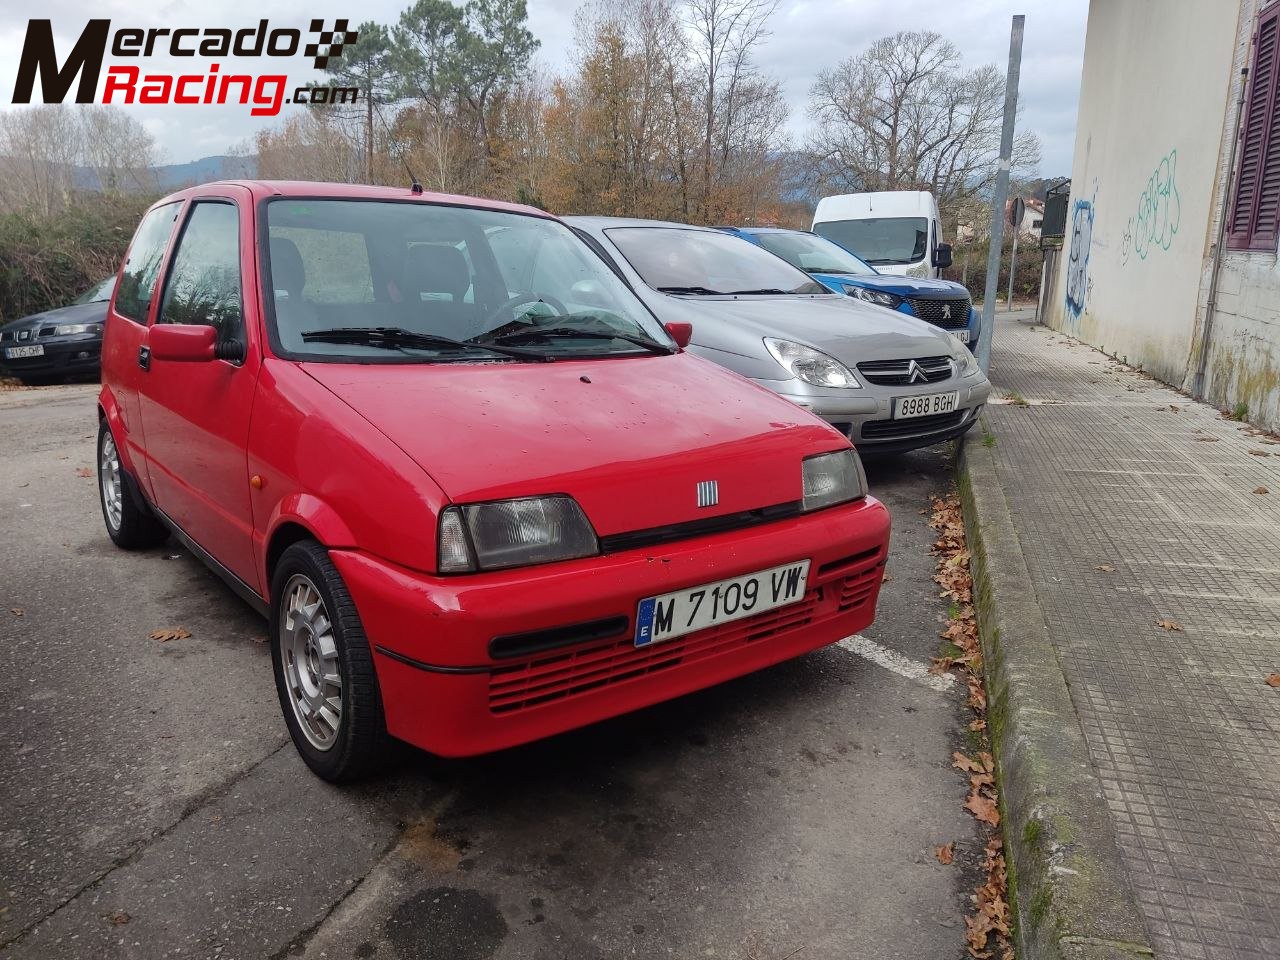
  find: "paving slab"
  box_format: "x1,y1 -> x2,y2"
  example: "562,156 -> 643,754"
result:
966,314 -> 1280,960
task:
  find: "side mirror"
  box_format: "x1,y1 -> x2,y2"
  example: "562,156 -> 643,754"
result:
934,243 -> 954,270
149,324 -> 216,362
664,321 -> 693,349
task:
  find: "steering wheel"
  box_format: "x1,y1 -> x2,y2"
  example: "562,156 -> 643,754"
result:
483,292 -> 568,329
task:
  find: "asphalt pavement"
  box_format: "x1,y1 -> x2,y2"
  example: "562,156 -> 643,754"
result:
1,382 -> 981,959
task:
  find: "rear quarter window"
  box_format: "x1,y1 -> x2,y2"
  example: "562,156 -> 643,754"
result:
115,202 -> 182,323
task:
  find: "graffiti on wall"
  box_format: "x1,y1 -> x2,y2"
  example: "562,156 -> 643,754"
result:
1121,149 -> 1181,265
1065,192 -> 1095,318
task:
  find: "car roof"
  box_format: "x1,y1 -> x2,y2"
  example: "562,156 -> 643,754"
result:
150,180 -> 554,220
720,226 -> 806,235
564,215 -> 720,232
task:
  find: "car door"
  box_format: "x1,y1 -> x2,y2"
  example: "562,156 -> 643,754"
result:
103,200 -> 184,496
137,189 -> 262,591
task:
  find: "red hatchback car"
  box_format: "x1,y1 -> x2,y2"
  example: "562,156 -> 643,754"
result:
97,180 -> 891,781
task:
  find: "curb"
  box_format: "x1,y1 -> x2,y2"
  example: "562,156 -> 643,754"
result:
956,422 -> 1154,960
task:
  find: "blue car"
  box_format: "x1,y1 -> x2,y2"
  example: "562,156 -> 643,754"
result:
719,226 -> 979,349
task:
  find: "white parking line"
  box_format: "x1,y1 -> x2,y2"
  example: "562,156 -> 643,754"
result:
836,634 -> 957,694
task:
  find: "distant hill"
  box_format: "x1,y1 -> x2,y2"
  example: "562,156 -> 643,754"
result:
63,154 -> 258,193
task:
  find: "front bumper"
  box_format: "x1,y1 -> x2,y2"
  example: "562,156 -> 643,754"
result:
0,337 -> 102,379
756,373 -> 992,452
330,496 -> 891,757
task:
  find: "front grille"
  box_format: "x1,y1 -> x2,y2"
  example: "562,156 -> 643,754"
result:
856,355 -> 953,386
38,326 -> 57,338
0,331 -> 11,343
908,297 -> 971,330
487,556 -> 884,715
861,409 -> 967,440
599,501 -> 801,554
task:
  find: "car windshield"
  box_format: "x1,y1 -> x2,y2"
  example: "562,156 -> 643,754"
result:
813,217 -> 928,266
262,199 -> 671,362
752,231 -> 877,277
73,277 -> 116,305
604,227 -> 827,295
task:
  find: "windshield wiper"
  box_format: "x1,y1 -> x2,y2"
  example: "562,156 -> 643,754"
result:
726,288 -> 792,295
301,326 -> 551,361
478,326 -> 674,355
806,268 -> 853,275
655,285 -> 722,295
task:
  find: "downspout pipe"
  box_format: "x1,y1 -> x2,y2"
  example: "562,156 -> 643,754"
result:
1193,64 -> 1249,398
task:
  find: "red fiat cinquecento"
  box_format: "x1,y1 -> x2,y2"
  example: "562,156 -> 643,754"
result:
97,180 -> 891,781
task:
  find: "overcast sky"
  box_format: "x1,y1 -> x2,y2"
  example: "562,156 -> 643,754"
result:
0,0 -> 1089,175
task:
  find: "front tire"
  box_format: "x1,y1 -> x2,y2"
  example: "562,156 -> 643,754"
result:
270,540 -> 391,782
97,419 -> 168,549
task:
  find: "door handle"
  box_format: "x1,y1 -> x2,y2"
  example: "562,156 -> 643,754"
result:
138,345 -> 151,371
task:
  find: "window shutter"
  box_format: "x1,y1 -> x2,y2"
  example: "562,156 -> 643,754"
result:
1229,6 -> 1280,250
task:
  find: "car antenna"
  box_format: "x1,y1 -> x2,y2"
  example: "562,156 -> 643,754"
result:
401,159 -> 423,195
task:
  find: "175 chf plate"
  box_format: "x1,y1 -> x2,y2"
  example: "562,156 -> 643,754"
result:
634,559 -> 810,647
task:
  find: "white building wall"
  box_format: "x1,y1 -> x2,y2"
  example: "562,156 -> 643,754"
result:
1046,0 -> 1241,389
1195,1 -> 1280,431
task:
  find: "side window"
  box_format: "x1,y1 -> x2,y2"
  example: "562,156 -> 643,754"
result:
158,202 -> 243,343
115,202 -> 181,323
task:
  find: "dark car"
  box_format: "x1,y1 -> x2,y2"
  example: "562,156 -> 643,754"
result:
0,277 -> 115,383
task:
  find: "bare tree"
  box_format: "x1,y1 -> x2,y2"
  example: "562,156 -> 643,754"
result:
806,31 -> 1040,211
78,106 -> 158,195
681,0 -> 782,219
0,106 -> 82,216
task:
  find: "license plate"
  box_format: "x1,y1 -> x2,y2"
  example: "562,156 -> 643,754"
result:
954,329 -> 970,344
4,345 -> 43,359
894,391 -> 960,419
635,559 -> 811,647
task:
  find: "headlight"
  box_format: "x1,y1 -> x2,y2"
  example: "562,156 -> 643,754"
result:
802,450 -> 867,511
53,322 -> 102,336
437,495 -> 599,572
765,338 -> 861,388
950,335 -> 980,375
850,287 -> 901,309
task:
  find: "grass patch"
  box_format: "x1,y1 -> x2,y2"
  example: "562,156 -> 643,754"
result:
1224,400 -> 1249,422
1004,390 -> 1029,407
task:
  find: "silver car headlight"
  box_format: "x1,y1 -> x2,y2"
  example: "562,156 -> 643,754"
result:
765,338 -> 861,388
53,322 -> 101,336
950,335 -> 980,376
851,287 -> 901,309
438,495 -> 599,573
801,450 -> 867,512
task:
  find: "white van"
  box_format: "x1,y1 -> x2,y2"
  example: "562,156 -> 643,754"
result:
812,191 -> 951,279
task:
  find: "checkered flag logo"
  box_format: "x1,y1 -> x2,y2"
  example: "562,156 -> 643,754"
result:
306,19 -> 358,70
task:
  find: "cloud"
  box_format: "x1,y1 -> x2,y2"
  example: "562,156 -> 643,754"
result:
0,0 -> 1087,175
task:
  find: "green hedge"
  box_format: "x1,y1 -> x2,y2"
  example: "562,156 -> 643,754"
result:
0,193 -> 157,323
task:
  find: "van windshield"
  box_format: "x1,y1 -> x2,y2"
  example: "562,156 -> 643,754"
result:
753,232 -> 877,277
813,217 -> 928,266
262,199 -> 672,362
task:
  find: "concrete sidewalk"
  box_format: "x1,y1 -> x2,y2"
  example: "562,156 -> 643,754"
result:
964,314 -> 1280,960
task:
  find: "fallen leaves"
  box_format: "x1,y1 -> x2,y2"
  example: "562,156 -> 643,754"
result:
1095,564 -> 1115,573
1265,674 -> 1280,688
9,608 -> 22,617
930,494 -> 1013,960
1256,487 -> 1271,496
1156,619 -> 1183,632
149,627 -> 191,642
1195,436 -> 1220,442
75,467 -> 93,478
935,842 -> 955,865
1248,449 -> 1270,457
104,911 -> 130,926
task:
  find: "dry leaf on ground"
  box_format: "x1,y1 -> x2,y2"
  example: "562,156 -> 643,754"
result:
964,794 -> 1001,827
1156,619 -> 1183,632
1266,674 -> 1280,688
105,911 -> 130,925
935,842 -> 955,865
149,627 -> 192,642
952,751 -> 984,774
1248,449 -> 1270,457
1095,564 -> 1115,572
10,608 -> 23,617
75,467 -> 93,478
1255,487 -> 1270,495
1195,436 -> 1220,442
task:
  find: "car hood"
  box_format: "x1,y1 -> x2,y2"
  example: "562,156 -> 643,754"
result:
813,273 -> 970,299
1,302 -> 105,332
651,293 -> 959,365
301,353 -> 843,537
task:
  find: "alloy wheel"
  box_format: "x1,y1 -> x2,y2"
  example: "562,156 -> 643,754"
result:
280,574 -> 344,751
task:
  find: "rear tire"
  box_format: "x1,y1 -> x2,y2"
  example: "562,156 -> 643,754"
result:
97,419 -> 168,549
270,540 -> 392,782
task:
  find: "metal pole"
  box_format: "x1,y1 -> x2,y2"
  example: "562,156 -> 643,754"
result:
1007,230 -> 1019,311
977,14 -> 1025,373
